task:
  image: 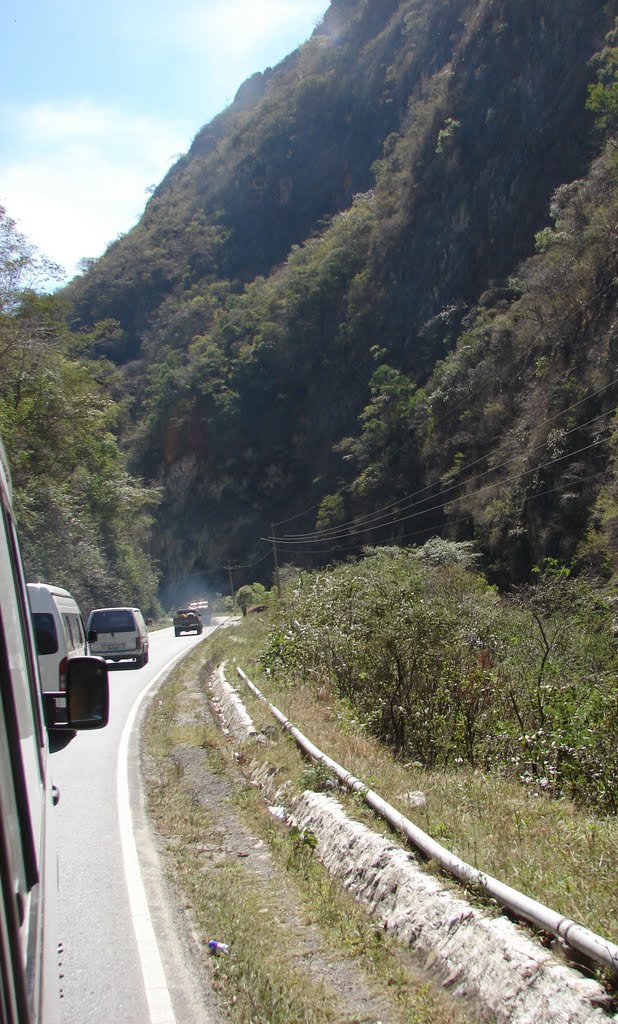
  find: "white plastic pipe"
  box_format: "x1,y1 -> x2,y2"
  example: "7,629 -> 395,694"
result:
236,666 -> 618,978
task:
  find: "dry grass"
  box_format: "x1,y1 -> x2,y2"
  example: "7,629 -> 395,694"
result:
144,669 -> 344,1024
208,616 -> 618,958
143,642 -> 480,1024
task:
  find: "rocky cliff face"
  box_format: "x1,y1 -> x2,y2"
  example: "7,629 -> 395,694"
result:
69,0 -> 605,351
62,0 -> 616,590
369,0 -> 608,373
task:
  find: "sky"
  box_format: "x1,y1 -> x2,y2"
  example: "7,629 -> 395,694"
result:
0,0 -> 330,283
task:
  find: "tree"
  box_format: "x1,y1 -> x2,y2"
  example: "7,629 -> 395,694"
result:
235,582 -> 267,615
0,206 -> 63,311
586,26 -> 618,138
0,207 -> 161,614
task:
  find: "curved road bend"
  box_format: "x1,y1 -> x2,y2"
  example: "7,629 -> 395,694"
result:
50,624 -> 214,1024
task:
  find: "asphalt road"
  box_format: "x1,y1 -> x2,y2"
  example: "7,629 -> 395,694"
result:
49,624 -> 213,1024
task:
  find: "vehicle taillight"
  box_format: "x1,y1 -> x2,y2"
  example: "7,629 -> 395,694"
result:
135,637 -> 140,650
59,656 -> 68,690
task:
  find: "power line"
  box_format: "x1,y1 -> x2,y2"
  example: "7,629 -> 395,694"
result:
273,405 -> 617,544
271,467 -> 609,560
349,278 -> 618,475
277,384 -> 618,541
273,501 -> 321,528
225,544 -> 272,570
265,432 -> 613,546
224,283 -> 618,567
274,272 -> 618,543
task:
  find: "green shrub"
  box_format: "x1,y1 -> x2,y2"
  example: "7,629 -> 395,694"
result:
259,545 -> 618,813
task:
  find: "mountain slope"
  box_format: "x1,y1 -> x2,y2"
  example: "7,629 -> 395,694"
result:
63,0 -> 616,594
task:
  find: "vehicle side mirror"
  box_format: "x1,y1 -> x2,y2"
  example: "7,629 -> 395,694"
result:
87,629 -> 98,643
65,657 -> 109,729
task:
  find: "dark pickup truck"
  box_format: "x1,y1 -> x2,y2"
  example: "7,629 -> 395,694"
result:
173,608 -> 203,636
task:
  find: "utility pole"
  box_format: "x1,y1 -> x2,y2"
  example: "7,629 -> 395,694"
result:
226,564 -> 234,602
271,523 -> 281,599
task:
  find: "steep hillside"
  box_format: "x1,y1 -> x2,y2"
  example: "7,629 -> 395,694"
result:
336,146 -> 618,585
63,0 -> 616,594
65,0 -> 476,356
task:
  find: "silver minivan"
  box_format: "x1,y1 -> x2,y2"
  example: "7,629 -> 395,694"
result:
87,606 -> 150,667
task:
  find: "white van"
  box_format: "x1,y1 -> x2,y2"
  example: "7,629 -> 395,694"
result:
27,583 -> 88,725
87,606 -> 149,667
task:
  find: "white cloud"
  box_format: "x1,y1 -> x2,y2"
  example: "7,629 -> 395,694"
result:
154,0 -> 329,118
1,100 -> 188,280
176,0 -> 325,54
141,0 -> 326,81
13,100 -> 188,172
0,0 -> 330,283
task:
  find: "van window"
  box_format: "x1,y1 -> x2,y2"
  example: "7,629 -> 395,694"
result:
62,614 -> 74,649
90,610 -> 135,633
73,615 -> 85,647
31,613 -> 58,656
62,613 -> 84,652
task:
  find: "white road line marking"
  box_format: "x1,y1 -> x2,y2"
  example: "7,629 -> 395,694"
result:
117,637 -> 206,1024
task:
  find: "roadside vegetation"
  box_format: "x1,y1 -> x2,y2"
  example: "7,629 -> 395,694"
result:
257,544 -> 618,817
144,540 -> 617,1024
219,543 -> 618,942
0,206 -> 161,616
144,647 -> 478,1024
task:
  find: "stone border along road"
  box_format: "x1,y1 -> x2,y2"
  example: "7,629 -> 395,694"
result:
206,662 -> 617,1024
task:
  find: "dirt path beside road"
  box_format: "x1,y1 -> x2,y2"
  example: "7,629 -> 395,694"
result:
141,654 -> 479,1024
